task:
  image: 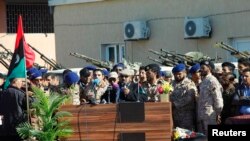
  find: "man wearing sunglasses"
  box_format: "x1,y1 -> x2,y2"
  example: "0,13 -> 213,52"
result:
119,69 -> 147,102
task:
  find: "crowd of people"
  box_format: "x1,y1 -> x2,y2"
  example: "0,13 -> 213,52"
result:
0,57 -> 250,140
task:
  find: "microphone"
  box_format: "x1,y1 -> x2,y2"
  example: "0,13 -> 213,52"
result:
79,81 -> 86,90
107,85 -> 113,104
112,83 -> 120,103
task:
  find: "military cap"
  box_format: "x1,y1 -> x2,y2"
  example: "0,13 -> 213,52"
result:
27,67 -> 38,75
172,63 -> 186,73
222,62 -> 235,70
109,71 -> 118,78
189,63 -> 200,74
28,67 -> 42,80
64,72 -> 79,85
200,60 -> 215,70
84,65 -> 96,71
120,69 -> 134,76
112,63 -> 125,71
102,69 -> 110,77
39,68 -> 48,76
145,64 -> 161,73
80,68 -> 91,77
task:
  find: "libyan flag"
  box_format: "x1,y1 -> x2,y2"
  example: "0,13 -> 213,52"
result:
4,15 -> 35,89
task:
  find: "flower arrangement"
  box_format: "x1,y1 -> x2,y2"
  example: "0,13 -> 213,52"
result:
157,81 -> 173,102
173,127 -> 205,141
157,82 -> 173,94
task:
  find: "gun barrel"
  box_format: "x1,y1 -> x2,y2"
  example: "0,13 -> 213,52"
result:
160,49 -> 182,60
70,52 -> 112,69
0,44 -> 14,56
148,56 -> 162,64
148,49 -> 165,56
0,58 -> 9,69
28,44 -> 64,70
161,48 -> 195,66
148,56 -> 173,66
214,42 -> 249,58
159,56 -> 178,65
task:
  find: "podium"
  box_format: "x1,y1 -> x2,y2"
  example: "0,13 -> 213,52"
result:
59,102 -> 173,141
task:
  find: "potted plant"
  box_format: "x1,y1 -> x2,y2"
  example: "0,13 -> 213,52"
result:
16,87 -> 73,141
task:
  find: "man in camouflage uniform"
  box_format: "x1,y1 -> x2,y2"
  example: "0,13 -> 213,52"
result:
197,60 -> 223,135
219,72 -> 236,124
79,68 -> 93,104
145,64 -> 162,102
61,71 -> 80,105
170,63 -> 197,130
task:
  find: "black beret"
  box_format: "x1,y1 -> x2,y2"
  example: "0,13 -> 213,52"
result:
145,64 -> 161,73
80,68 -> 91,77
222,62 -> 235,70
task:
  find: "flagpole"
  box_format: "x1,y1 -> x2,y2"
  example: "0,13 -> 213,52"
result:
19,14 -> 30,124
25,73 -> 31,124
20,14 -> 31,124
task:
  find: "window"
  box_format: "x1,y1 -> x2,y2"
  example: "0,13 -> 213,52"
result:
6,3 -> 54,33
101,44 -> 125,64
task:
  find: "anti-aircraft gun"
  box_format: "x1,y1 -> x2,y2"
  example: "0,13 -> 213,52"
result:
0,44 -> 13,62
0,44 -> 13,69
28,44 -> 64,70
69,52 -> 113,70
148,49 -> 178,66
149,48 -> 215,67
214,42 -> 250,59
148,56 -> 177,67
160,49 -> 195,66
0,52 -> 9,69
149,49 -> 195,66
0,44 -> 48,69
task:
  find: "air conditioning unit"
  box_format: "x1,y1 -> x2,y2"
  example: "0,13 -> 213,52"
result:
184,17 -> 212,39
123,21 -> 150,41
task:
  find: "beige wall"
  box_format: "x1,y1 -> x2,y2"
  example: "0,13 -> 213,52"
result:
0,33 -> 56,73
53,0 -> 250,68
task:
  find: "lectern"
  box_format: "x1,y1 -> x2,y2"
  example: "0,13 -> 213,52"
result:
59,102 -> 173,141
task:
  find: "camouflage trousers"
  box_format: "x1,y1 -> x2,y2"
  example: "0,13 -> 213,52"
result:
197,118 -> 216,136
173,110 -> 195,131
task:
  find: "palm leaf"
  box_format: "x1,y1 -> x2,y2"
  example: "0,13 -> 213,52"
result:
17,86 -> 73,141
53,111 -> 72,120
16,122 -> 33,139
56,128 -> 74,137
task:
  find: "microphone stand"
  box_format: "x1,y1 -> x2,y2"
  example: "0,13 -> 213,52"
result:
108,85 -> 111,104
94,84 -> 97,104
136,82 -> 140,102
89,83 -> 97,105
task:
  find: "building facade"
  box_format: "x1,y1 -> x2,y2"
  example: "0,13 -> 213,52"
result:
0,0 -> 56,73
50,0 -> 250,68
